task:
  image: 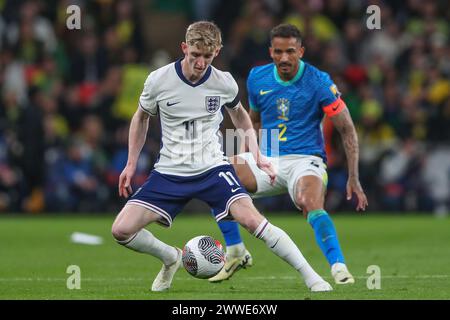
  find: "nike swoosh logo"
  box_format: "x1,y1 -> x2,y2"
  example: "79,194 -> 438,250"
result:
231,187 -> 241,193
270,239 -> 280,249
241,254 -> 250,266
259,89 -> 273,95
310,161 -> 319,168
224,255 -> 250,272
224,265 -> 235,273
332,101 -> 340,111
167,101 -> 180,106
322,235 -> 334,242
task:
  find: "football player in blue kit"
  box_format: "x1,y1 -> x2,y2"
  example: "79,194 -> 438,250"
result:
210,24 -> 368,284
111,21 -> 332,292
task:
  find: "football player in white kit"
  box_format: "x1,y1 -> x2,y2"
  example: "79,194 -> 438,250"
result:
111,21 -> 332,292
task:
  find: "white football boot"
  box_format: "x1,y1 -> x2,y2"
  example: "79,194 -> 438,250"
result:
331,262 -> 355,284
151,248 -> 182,292
208,249 -> 253,283
309,279 -> 333,292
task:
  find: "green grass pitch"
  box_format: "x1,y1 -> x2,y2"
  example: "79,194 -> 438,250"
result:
0,213 -> 449,300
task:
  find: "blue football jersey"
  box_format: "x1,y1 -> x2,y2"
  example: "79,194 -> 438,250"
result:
247,60 -> 344,163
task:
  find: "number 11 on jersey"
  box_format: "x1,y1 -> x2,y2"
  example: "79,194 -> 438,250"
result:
219,171 -> 243,193
219,171 -> 242,193
218,171 -> 240,186
183,120 -> 196,139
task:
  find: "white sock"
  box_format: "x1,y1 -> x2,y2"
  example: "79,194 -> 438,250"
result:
116,229 -> 178,266
226,243 -> 246,258
253,219 -> 324,288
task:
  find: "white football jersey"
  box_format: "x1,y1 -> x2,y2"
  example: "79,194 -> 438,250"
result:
138,59 -> 240,176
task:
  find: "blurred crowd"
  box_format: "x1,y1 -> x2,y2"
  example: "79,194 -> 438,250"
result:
0,0 -> 449,215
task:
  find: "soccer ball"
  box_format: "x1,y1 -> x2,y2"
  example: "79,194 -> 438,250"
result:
182,235 -> 225,279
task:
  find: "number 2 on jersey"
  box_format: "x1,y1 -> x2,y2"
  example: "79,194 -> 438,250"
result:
278,123 -> 287,141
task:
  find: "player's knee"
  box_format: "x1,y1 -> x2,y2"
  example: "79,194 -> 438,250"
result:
239,215 -> 261,233
295,195 -> 320,214
230,203 -> 262,233
111,222 -> 134,242
242,211 -> 265,234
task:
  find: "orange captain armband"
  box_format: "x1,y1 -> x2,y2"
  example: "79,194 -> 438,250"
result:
323,98 -> 346,117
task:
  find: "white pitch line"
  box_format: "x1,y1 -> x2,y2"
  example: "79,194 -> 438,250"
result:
0,275 -> 448,282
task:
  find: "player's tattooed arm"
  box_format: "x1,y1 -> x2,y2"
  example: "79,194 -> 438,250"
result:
330,108 -> 359,178
330,108 -> 368,211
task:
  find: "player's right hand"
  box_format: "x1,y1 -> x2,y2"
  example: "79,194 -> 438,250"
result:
256,155 -> 277,186
118,166 -> 135,198
346,177 -> 368,212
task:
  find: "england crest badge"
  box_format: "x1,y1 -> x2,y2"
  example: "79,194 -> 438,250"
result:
205,96 -> 221,113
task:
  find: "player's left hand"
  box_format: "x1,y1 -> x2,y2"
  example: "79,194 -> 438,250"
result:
346,177 -> 368,211
257,155 -> 276,185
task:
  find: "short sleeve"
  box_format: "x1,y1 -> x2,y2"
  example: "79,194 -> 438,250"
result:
138,73 -> 157,116
318,73 -> 346,117
247,68 -> 259,112
222,72 -> 240,110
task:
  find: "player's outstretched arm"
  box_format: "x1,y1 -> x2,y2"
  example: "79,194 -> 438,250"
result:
227,103 -> 276,184
330,108 -> 368,211
249,109 -> 261,133
118,107 -> 150,198
239,109 -> 261,153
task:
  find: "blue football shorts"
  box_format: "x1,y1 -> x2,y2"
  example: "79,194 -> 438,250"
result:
127,164 -> 250,227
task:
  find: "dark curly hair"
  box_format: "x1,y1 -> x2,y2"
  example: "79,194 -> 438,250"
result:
270,24 -> 303,44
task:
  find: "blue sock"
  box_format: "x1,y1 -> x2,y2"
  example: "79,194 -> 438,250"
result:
307,209 -> 345,266
216,219 -> 243,246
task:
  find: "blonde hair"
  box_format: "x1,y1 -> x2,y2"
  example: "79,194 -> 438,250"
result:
185,21 -> 223,52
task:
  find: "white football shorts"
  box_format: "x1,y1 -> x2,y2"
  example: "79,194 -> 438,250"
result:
237,152 -> 328,207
